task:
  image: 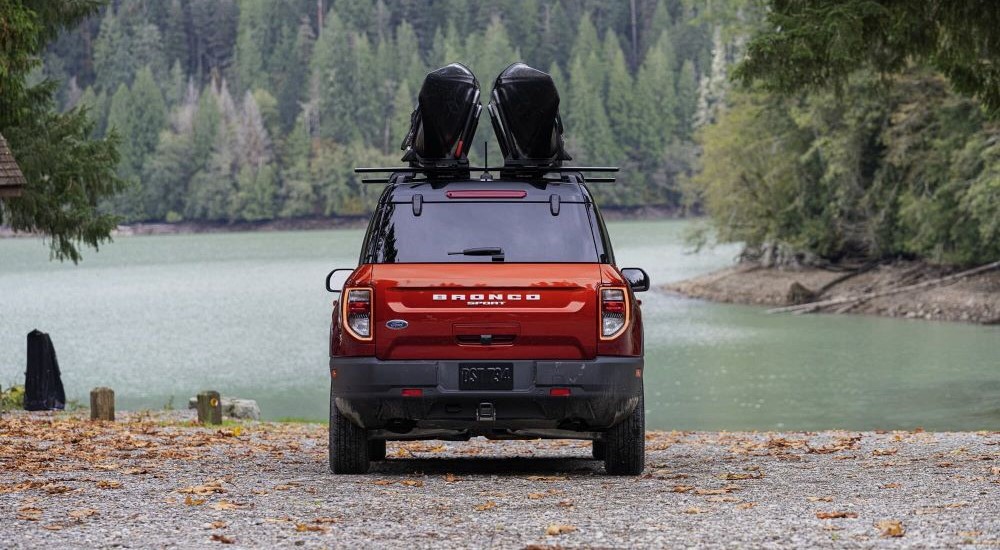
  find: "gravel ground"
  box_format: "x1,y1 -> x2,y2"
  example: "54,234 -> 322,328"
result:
1,411 -> 997,549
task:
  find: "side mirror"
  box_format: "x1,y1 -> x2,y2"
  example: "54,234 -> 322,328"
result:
621,268 -> 650,292
326,268 -> 354,293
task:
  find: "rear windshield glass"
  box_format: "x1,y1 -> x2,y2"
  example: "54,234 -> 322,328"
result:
365,202 -> 600,263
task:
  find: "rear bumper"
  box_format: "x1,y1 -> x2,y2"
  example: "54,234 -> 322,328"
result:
329,356 -> 643,435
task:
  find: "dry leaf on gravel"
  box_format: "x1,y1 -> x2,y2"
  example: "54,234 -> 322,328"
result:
208,521 -> 227,529
807,496 -> 834,502
443,473 -> 461,483
545,524 -> 577,536
526,475 -> 567,482
474,501 -> 496,511
400,479 -> 424,487
720,472 -> 763,480
372,480 -> 394,486
528,492 -> 546,499
274,484 -> 296,490
694,488 -> 732,495
211,500 -> 244,511
670,485 -> 695,493
876,520 -> 905,537
313,517 -> 339,524
881,483 -> 901,489
736,502 -> 756,509
42,484 -> 71,494
42,523 -> 63,531
873,449 -> 898,456
556,500 -> 574,508
68,508 -> 98,519
705,496 -> 739,503
179,480 -> 226,495
184,495 -> 206,506
684,507 -> 708,514
17,506 -> 43,521
96,480 -> 122,489
816,511 -> 858,519
210,534 -> 235,544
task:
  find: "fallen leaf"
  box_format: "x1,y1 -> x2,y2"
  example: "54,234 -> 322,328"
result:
807,496 -> 834,502
42,523 -> 63,531
474,501 -> 496,511
736,502 -> 756,509
670,485 -> 695,493
208,521 -> 227,529
274,484 -> 296,490
443,473 -> 461,483
184,495 -> 206,506
705,496 -> 739,503
313,517 -> 339,524
720,472 -> 763,480
210,534 -> 235,544
526,475 -> 567,482
936,462 -> 955,468
68,508 -> 98,519
528,493 -> 546,500
96,480 -> 122,489
684,507 -> 708,514
545,524 -> 576,536
372,480 -> 394,486
694,488 -> 732,495
17,506 -> 43,521
816,511 -> 858,519
958,531 -> 982,538
872,448 -> 898,456
990,467 -> 1000,476
400,479 -> 424,487
211,500 -> 243,511
881,483 -> 900,489
179,480 -> 226,495
556,500 -> 574,508
876,520 -> 904,537
42,484 -> 71,495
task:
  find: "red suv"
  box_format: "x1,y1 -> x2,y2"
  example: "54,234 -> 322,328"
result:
326,63 -> 649,475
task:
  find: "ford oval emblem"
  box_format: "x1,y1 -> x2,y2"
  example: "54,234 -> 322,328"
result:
386,319 -> 408,330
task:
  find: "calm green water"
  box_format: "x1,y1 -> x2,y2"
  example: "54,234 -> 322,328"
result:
1,220 -> 998,430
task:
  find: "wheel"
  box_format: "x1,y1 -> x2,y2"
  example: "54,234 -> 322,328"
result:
591,440 -> 606,460
603,388 -> 645,475
368,439 -> 387,461
329,386 -> 370,474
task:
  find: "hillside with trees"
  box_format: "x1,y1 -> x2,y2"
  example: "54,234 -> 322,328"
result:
40,0 -> 721,225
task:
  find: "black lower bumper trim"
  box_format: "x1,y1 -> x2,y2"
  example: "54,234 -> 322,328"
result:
329,356 -> 643,432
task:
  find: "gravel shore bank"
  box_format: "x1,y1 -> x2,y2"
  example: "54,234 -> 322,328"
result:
2,412 -> 997,548
665,261 -> 1000,324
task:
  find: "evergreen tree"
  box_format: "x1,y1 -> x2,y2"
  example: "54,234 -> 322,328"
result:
565,54 -> 618,164
675,59 -> 698,138
603,31 -> 634,150
633,33 -> 676,165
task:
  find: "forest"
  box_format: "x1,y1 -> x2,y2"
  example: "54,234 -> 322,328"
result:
39,0 -> 717,224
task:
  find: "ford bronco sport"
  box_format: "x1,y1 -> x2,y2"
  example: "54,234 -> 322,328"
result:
326,63 -> 649,475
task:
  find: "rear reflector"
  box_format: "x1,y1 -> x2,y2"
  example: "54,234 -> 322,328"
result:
401,388 -> 423,397
549,387 -> 571,397
446,190 -> 527,199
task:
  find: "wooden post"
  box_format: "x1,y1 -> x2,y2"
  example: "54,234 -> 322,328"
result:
90,387 -> 115,421
197,391 -> 222,425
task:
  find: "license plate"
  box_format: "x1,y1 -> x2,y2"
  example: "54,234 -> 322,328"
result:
459,363 -> 514,390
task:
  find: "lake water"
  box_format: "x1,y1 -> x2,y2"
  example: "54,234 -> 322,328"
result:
1,220 -> 997,430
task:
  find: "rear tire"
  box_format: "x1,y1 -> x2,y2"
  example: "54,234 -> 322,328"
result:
603,388 -> 645,475
591,440 -> 606,460
329,388 -> 370,474
368,439 -> 387,461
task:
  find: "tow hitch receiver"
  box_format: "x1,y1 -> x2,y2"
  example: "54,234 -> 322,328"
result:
476,402 -> 496,421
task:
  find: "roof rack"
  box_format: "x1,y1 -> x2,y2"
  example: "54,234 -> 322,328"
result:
355,165 -> 618,184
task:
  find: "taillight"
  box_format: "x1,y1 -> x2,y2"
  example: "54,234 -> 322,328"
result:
600,287 -> 629,339
343,288 -> 372,341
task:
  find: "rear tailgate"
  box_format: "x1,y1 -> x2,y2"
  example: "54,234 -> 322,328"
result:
372,264 -> 600,360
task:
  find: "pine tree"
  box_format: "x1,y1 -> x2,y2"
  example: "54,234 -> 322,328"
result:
93,10 -> 131,93
566,54 -> 619,164
633,33 -> 676,164
675,59 -> 698,139
603,31 -> 634,150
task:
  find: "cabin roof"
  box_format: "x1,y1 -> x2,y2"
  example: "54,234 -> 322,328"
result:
0,132 -> 26,198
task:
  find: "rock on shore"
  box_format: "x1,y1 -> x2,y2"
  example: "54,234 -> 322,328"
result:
666,261 -> 1000,324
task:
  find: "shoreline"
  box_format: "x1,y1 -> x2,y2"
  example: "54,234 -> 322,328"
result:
665,261 -> 1000,325
0,206 -> 684,239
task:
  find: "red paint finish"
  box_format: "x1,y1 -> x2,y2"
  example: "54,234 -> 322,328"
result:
330,263 -> 642,360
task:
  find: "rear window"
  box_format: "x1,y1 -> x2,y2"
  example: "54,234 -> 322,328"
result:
365,202 -> 601,263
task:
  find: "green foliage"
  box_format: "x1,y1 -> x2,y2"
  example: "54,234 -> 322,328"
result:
734,0 -> 1000,117
34,0 -> 715,228
691,71 -> 1000,265
1,0 -> 126,262
0,385 -> 26,412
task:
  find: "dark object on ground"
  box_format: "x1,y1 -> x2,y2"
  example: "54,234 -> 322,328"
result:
400,63 -> 481,167
187,396 -> 261,420
90,387 -> 115,421
786,281 -> 817,305
197,391 -> 222,425
488,62 -> 571,167
24,330 -> 66,411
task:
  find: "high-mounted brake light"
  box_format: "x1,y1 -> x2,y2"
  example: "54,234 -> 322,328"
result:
343,288 -> 372,341
600,287 -> 629,340
446,190 -> 527,199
